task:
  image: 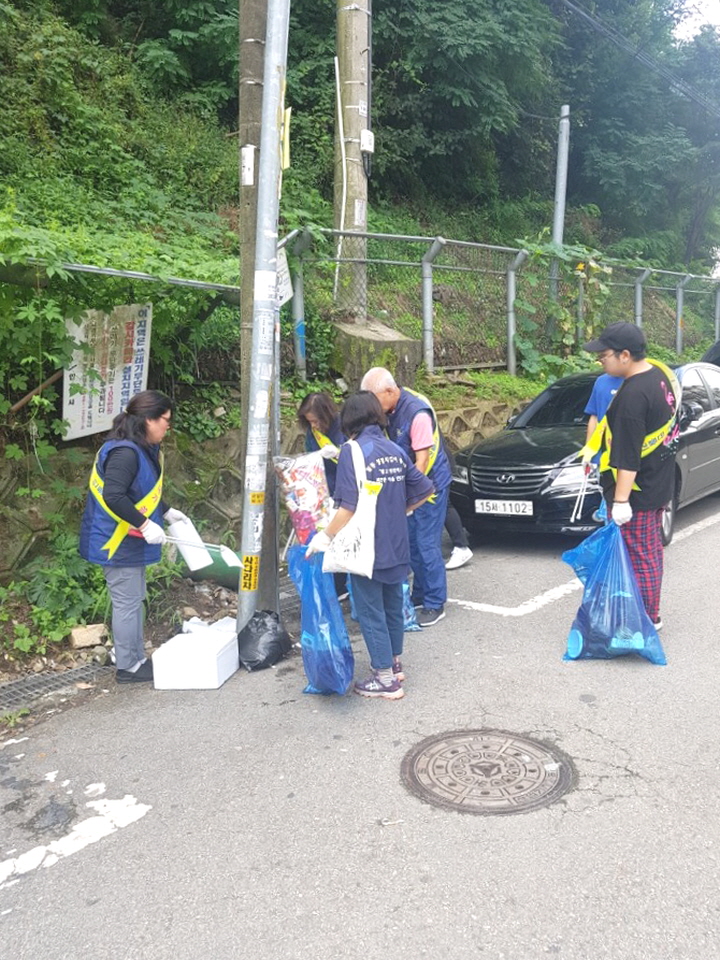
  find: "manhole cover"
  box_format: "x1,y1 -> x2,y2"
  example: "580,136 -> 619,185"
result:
401,729 -> 575,816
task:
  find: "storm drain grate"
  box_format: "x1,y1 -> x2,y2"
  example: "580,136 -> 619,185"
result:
401,729 -> 576,815
0,664 -> 115,713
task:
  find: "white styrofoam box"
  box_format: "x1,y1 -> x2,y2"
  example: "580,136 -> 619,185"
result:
153,630 -> 239,690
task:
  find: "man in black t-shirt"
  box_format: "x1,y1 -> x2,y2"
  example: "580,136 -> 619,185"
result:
583,322 -> 679,629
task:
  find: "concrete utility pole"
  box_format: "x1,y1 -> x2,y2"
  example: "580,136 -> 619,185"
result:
237,0 -> 291,631
333,0 -> 372,319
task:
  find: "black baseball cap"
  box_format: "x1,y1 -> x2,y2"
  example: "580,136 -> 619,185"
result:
583,322 -> 646,354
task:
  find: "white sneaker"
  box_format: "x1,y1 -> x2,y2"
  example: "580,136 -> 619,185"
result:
445,546 -> 472,570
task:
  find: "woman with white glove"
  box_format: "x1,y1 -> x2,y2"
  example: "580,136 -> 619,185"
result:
79,390 -> 185,683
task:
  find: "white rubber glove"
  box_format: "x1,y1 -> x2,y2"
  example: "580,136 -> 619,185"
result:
320,444 -> 340,460
141,519 -> 167,545
305,531 -> 332,557
164,507 -> 189,524
611,501 -> 633,526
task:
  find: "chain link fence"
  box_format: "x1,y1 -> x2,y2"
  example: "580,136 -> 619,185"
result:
290,228 -> 720,375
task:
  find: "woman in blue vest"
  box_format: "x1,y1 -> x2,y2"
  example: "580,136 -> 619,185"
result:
297,391 -> 349,599
297,391 -> 345,495
79,390 -> 188,683
306,391 -> 434,699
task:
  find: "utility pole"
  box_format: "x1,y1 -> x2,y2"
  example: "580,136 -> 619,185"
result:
333,0 -> 372,319
240,0 -> 281,614
236,0 -> 291,631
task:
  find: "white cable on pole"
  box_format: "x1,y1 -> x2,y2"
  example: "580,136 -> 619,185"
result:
333,55 -> 348,302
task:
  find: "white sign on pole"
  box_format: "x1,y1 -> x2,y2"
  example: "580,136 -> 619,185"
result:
276,246 -> 294,306
63,303 -> 152,440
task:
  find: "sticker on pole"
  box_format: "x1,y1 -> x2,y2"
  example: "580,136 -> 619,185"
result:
241,554 -> 260,592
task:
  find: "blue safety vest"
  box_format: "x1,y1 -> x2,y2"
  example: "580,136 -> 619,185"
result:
79,440 -> 164,567
387,388 -> 451,491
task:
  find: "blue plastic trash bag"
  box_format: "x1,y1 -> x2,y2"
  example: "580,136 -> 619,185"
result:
562,523 -> 666,665
403,582 -> 421,632
288,544 -> 354,694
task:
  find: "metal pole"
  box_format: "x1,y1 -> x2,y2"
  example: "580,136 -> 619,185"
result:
634,268 -> 651,328
421,237 -> 446,374
291,261 -> 307,381
675,275 -> 692,355
237,0 -> 290,633
549,104 -> 570,302
506,250 -> 528,376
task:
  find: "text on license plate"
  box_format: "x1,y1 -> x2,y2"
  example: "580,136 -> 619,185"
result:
474,499 -> 533,516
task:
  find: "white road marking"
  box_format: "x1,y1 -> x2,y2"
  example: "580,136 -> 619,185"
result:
0,796 -> 151,890
447,510 -> 720,618
448,578 -> 582,617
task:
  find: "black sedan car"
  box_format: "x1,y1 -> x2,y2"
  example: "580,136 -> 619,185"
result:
450,362 -> 720,544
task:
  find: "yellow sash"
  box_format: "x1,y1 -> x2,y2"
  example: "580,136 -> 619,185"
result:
579,359 -> 680,487
89,453 -> 164,559
311,427 -> 339,463
404,387 -> 441,475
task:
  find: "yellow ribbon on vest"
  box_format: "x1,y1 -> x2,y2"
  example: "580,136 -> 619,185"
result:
579,359 -> 680,486
311,427 -> 339,462
88,453 -> 164,560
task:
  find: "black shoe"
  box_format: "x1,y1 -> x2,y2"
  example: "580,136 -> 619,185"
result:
116,659 -> 154,683
417,606 -> 446,627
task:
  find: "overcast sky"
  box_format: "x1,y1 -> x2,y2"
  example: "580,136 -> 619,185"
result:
675,0 -> 720,39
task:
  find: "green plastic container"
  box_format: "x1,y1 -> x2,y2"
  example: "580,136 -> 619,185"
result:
185,544 -> 242,591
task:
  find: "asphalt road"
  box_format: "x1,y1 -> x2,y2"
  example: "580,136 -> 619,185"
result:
2,498 -> 720,960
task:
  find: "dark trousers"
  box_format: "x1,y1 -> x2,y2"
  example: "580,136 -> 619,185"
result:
445,502 -> 468,549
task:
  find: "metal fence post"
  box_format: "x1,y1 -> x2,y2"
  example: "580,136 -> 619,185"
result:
421,237 -> 446,373
291,261 -> 307,381
675,274 -> 692,355
506,250 -> 528,376
634,269 -> 651,327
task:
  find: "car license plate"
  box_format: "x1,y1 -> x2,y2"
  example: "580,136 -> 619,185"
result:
474,499 -> 533,516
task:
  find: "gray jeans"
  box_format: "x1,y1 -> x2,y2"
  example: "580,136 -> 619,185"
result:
104,566 -> 147,670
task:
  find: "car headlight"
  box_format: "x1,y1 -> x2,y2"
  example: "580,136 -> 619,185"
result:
549,463 -> 594,489
453,463 -> 469,484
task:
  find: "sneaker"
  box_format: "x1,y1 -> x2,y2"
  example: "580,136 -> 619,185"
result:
116,659 -> 154,684
417,606 -> 446,627
652,618 -> 663,631
445,546 -> 472,570
412,600 -> 423,610
336,591 -> 350,602
392,660 -> 405,683
353,673 -> 405,700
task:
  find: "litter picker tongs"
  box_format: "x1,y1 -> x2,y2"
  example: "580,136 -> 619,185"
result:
569,465 -> 590,524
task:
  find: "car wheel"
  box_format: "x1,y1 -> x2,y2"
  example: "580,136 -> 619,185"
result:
661,492 -> 677,546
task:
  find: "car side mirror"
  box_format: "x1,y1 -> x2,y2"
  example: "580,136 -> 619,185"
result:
680,401 -> 704,427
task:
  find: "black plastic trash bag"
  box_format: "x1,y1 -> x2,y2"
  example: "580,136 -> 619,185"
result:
562,523 -> 666,665
237,609 -> 292,671
287,544 -> 354,695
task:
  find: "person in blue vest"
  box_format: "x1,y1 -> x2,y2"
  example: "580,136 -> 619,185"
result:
297,390 -> 348,599
79,390 -> 188,683
306,391 -> 434,698
297,391 -> 345,496
360,367 -> 452,626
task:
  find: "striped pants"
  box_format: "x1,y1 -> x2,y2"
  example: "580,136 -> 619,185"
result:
620,509 -> 664,622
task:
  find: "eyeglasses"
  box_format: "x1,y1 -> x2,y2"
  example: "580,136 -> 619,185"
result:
160,414 -> 172,424
596,350 -> 618,361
